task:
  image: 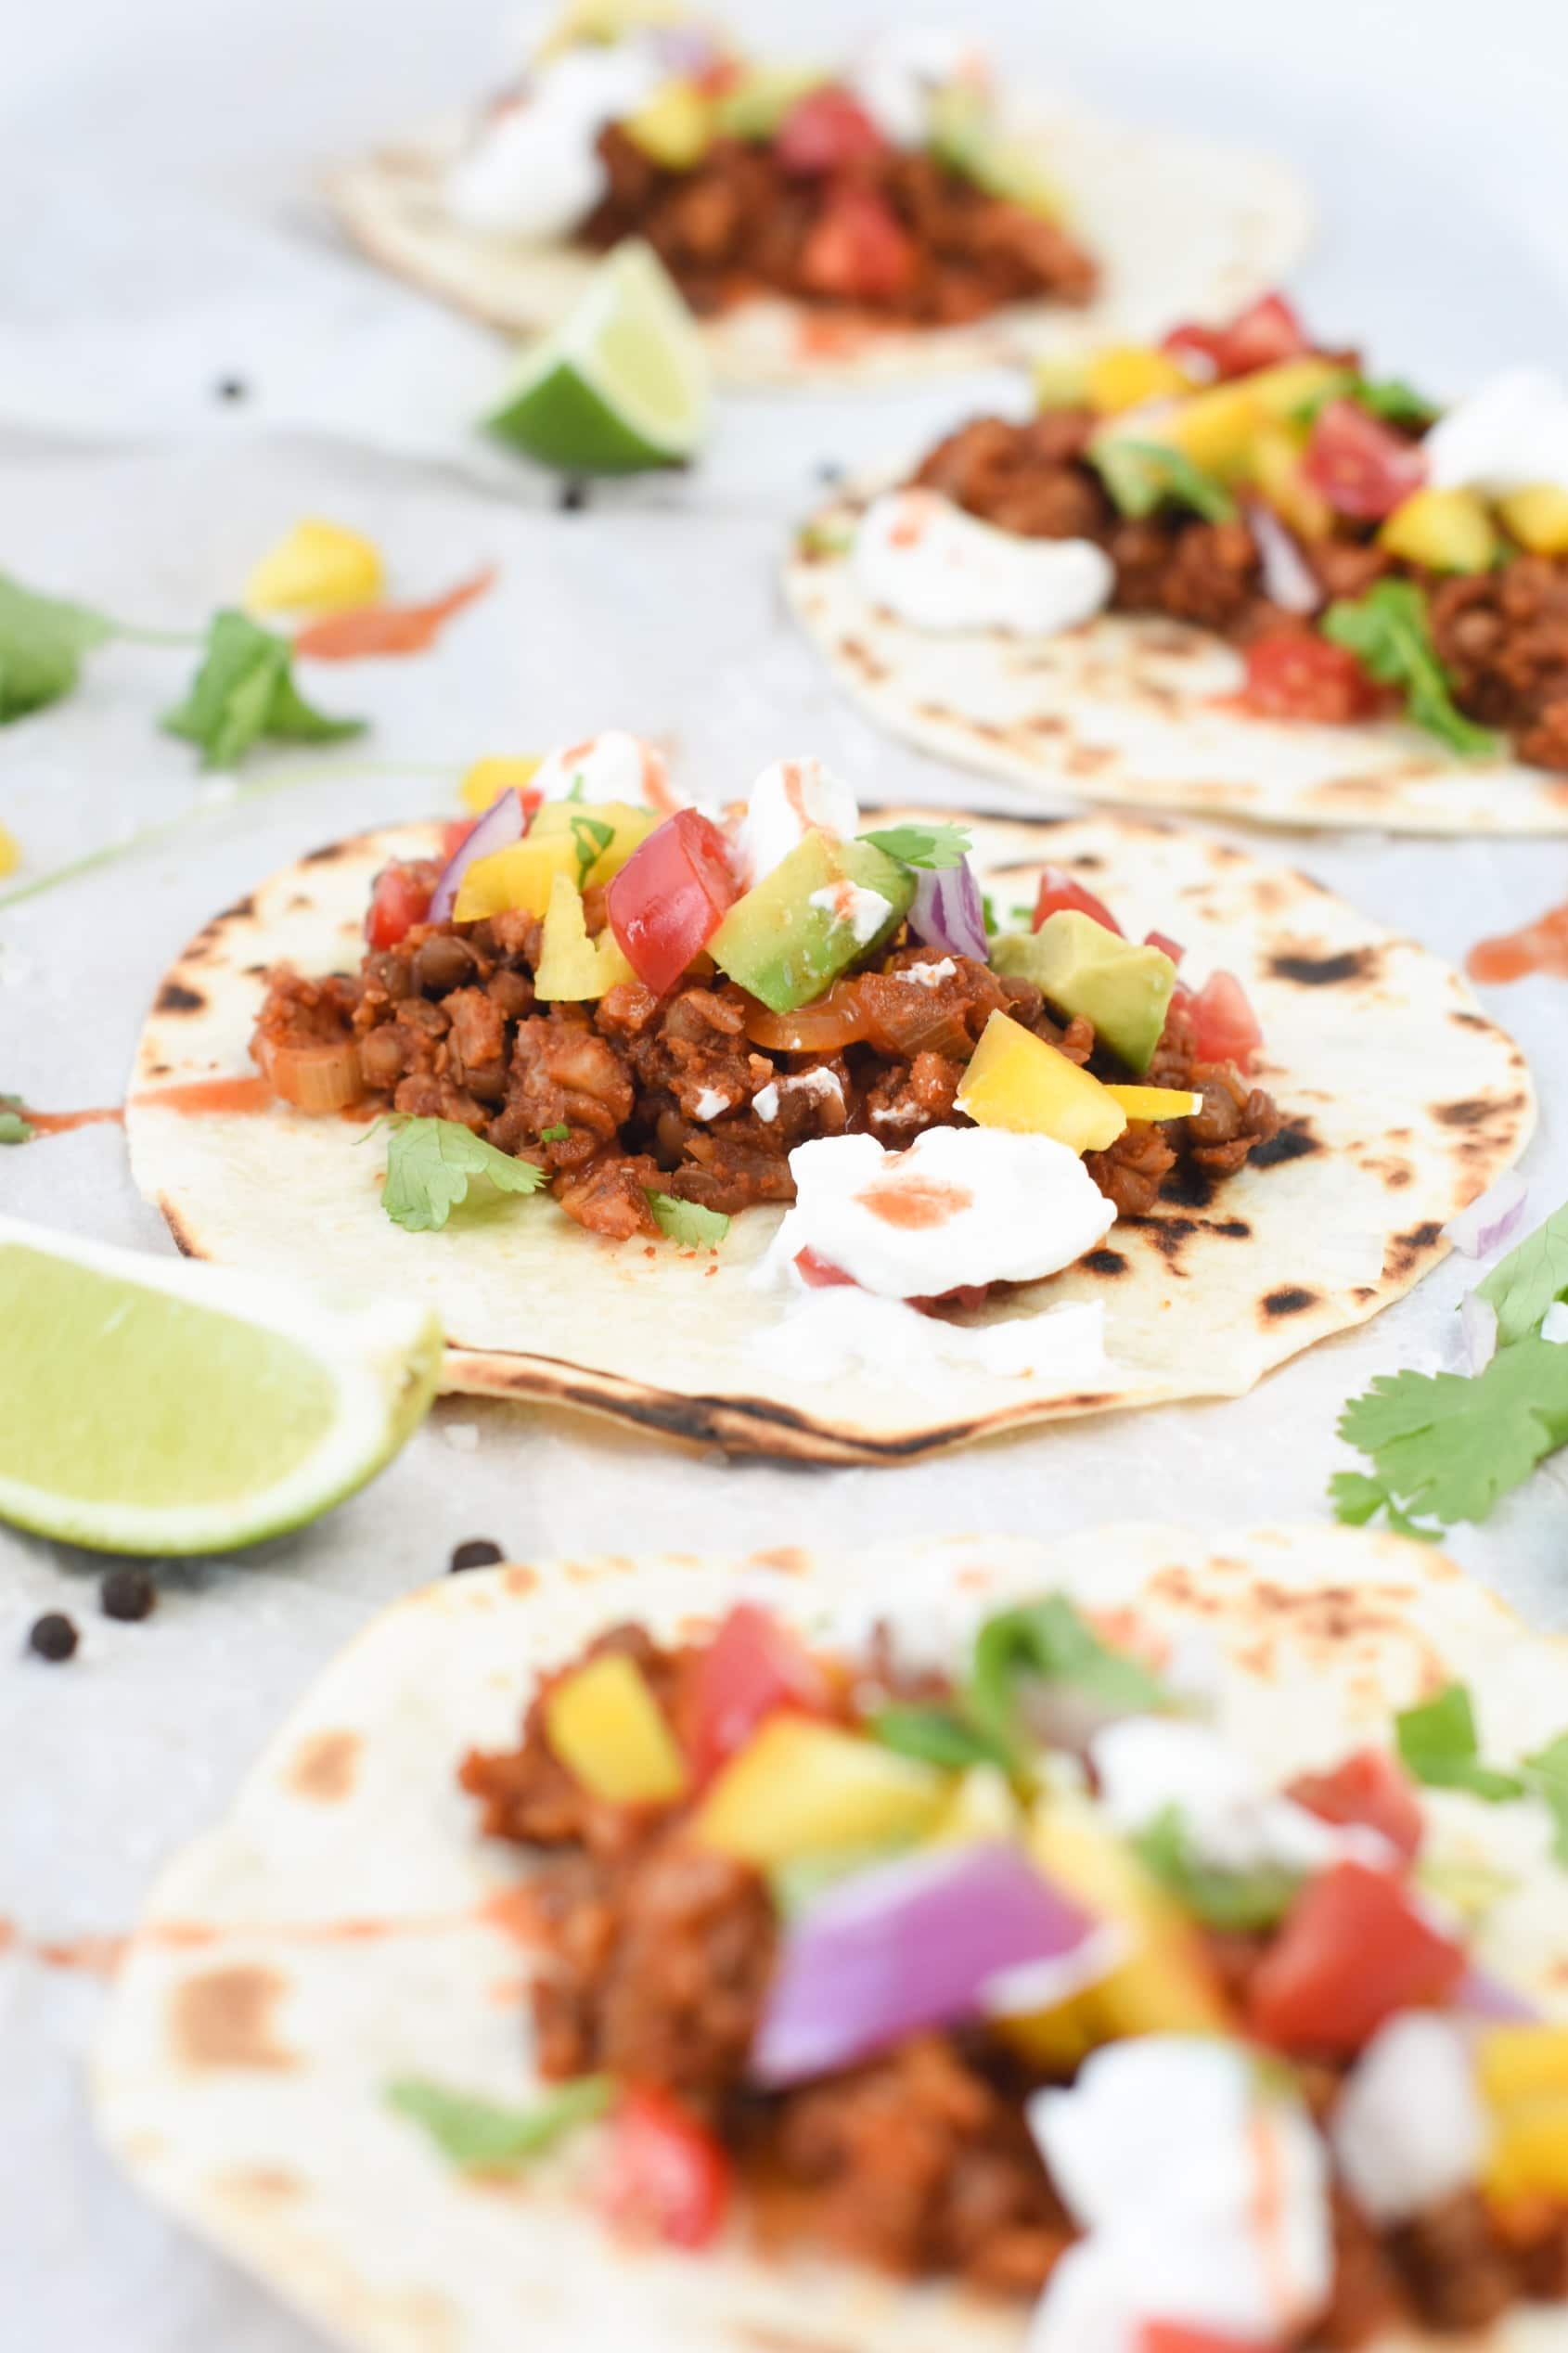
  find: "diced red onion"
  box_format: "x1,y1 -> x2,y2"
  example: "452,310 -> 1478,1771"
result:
429,789 -> 527,923
908,857 -> 988,962
1246,500 -> 1322,616
1453,1964 -> 1539,2022
751,1841 -> 1098,2088
1443,1169 -> 1528,1260
651,25 -> 725,74
1459,1289 -> 1498,1375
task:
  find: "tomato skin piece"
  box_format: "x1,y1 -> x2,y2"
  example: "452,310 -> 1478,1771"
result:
1240,628 -> 1382,725
1186,970 -> 1263,1072
798,186 -> 917,302
1144,928 -> 1186,965
774,84 -> 890,176
1247,1859 -> 1466,2058
1163,290 -> 1309,381
688,1602 -> 832,1783
1288,1748 -> 1424,1864
600,2088 -> 733,2250
365,861 -> 434,949
607,811 -> 739,999
1032,866 -> 1124,935
1303,398 -> 1426,521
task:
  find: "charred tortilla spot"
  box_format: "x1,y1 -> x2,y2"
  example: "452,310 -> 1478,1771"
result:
1082,1247 -> 1128,1276
1266,946 -> 1378,987
748,1547 -> 811,1576
159,1199 -> 208,1261
1262,1285 -> 1317,1318
213,2167 -> 304,2205
840,636 -> 889,684
1433,1093 -> 1524,1129
155,980 -> 205,1015
1450,1009 -> 1491,1032
244,961 -> 270,977
1249,1118 -> 1321,1169
285,1729 -> 362,1806
171,1965 -> 296,2072
302,840 -> 350,865
1383,1218 -> 1445,1279
1155,1162 -> 1216,1211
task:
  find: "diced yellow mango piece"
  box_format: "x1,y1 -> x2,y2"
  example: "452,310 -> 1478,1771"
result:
1162,360 -> 1349,482
1086,345 -> 1194,416
1034,354 -> 1091,411
0,824 -> 19,878
622,77 -> 713,169
929,1764 -> 1024,1847
533,872 -> 637,1000
453,834 -> 581,922
956,1010 -> 1126,1155
1500,482 -> 1568,557
1103,1086 -> 1202,1121
1249,422 -> 1334,541
1380,486 -> 1496,572
695,1716 -> 946,1866
531,799 -> 659,888
1245,357 -> 1354,421
459,755 -> 542,816
1484,2094 -> 1568,2205
544,1652 -> 688,1805
245,519 -> 383,614
1479,2026 -> 1568,2109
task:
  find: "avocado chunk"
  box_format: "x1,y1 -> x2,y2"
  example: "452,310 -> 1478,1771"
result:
710,831 -> 915,1014
992,913 -> 1176,1075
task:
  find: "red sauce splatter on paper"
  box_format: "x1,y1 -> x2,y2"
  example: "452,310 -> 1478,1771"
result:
294,567 -> 495,662
130,1074 -> 275,1116
1468,900 -> 1568,984
16,1104 -> 124,1134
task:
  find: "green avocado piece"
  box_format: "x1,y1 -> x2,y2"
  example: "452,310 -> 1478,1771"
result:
710,831 -> 915,1014
713,65 -> 829,142
992,912 -> 1176,1075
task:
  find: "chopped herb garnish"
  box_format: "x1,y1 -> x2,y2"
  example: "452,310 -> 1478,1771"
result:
980,891 -> 998,935
858,821 -> 971,872
968,1592 -> 1169,1758
1321,581 -> 1497,757
1396,1685 -> 1526,1802
1477,1199 -> 1568,1349
539,1123 -> 571,1143
1326,1469 -> 1442,1543
1135,1805 -> 1302,1931
163,611 -> 365,770
386,2074 -> 611,2168
869,1704 -> 1009,1771
647,1192 -> 730,1248
1294,375 -> 1440,431
0,1092 -> 34,1145
570,814 -> 613,884
1332,1338 -> 1568,1533
1090,439 -> 1236,524
1524,1732 -> 1568,1867
371,1115 -> 547,1233
796,519 -> 854,559
0,575 -> 119,723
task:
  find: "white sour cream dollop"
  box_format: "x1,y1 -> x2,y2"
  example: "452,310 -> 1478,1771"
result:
850,25 -> 991,148
1330,2013 -> 1487,2227
1089,1717 -> 1397,1880
531,729 -> 672,806
854,489 -> 1115,636
1424,367 -> 1568,499
765,1125 -> 1115,1299
751,1283 -> 1109,1395
734,754 -> 859,885
1029,2038 -> 1332,2353
445,43 -> 661,238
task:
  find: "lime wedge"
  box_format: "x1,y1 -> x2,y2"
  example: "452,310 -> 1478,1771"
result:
485,240 -> 712,474
0,1217 -> 443,1555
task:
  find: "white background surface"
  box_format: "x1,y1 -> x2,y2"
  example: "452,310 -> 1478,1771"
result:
3,2 -> 1568,2347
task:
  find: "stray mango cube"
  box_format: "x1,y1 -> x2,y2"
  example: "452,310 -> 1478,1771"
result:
695,1716 -> 946,1866
1104,1085 -> 1202,1122
0,825 -> 19,878
956,1010 -> 1126,1155
1034,354 -> 1091,412
459,756 -> 541,816
1250,422 -> 1334,541
245,519 -> 383,614
1086,345 -> 1194,416
1501,482 -> 1568,557
623,77 -> 714,169
544,1652 -> 688,1805
453,835 -> 581,922
1380,487 -> 1496,572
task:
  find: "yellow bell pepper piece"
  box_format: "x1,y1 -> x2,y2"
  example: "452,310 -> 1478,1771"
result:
1103,1086 -> 1202,1122
1250,422 -> 1334,541
245,519 -> 383,614
929,1764 -> 1024,1847
453,834 -> 581,922
1086,345 -> 1194,416
531,799 -> 659,888
695,1716 -> 946,1866
956,1010 -> 1126,1155
0,824 -> 19,878
1500,482 -> 1568,557
544,1652 -> 688,1804
1379,486 -> 1496,572
622,77 -> 714,169
534,872 -> 637,1001
1034,354 -> 1091,412
459,756 -> 542,816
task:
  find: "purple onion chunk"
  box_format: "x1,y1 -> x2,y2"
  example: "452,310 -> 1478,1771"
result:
908,856 -> 988,963
1443,1169 -> 1528,1261
1245,500 -> 1322,617
429,788 -> 528,924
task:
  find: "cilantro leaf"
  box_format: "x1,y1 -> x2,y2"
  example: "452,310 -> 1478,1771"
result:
1135,1805 -> 1303,1931
1292,375 -> 1438,431
1335,1340 -> 1568,1528
969,1592 -> 1169,1757
1090,439 -> 1236,524
162,611 -> 365,770
1321,581 -> 1497,757
570,813 -> 613,885
1396,1684 -> 1525,1802
386,2074 -> 610,2168
539,1123 -> 571,1143
377,1116 -> 546,1233
1523,1732 -> 1568,1867
1328,1469 -> 1443,1542
869,1704 -> 1009,1770
647,1191 -> 730,1247
858,821 -> 971,872
0,1091 -> 34,1145
980,891 -> 998,935
1477,1199 -> 1568,1348
0,573 -> 119,723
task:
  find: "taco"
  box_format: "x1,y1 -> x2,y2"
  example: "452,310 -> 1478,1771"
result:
126,741 -> 1531,1461
329,5 -> 1311,386
96,1523 -> 1568,2353
786,296 -> 1568,830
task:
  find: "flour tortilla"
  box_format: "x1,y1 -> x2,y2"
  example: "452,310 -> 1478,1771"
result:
94,1523 -> 1568,2353
786,484 -> 1568,835
125,808 -> 1533,1464
329,106 -> 1312,388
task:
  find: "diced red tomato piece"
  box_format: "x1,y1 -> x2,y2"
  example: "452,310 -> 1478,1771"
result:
607,810 -> 739,999
1288,1748 -> 1424,1864
688,1602 -> 832,1782
1162,290 -> 1310,381
795,1247 -> 856,1291
441,816 -> 476,863
1139,2328 -> 1276,2353
600,2088 -> 733,2250
773,84 -> 890,176
1144,929 -> 1185,965
1186,970 -> 1263,1072
798,186 -> 916,302
365,861 -> 434,949
1302,398 -> 1426,521
1033,866 -> 1124,935
1240,628 -> 1382,725
1247,1859 -> 1466,2058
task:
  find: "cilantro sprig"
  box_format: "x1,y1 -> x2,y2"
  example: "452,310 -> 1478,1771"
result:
1321,580 -> 1497,757
1477,1200 -> 1568,1348
1135,1805 -> 1302,1931
0,572 -> 195,725
858,821 -> 971,872
367,1115 -> 547,1233
163,611 -> 365,770
387,2074 -> 611,2168
1293,376 -> 1441,431
870,1704 -> 1009,1770
569,814 -> 613,885
1395,1685 -> 1568,1862
968,1592 -> 1169,1761
648,1192 -> 730,1248
1089,439 -> 1236,524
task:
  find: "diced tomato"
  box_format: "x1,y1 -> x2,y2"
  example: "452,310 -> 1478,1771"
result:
607,810 -> 739,999
1240,628 -> 1382,725
1247,1859 -> 1466,2058
795,1247 -> 856,1290
365,861 -> 433,949
773,84 -> 890,176
599,2088 -> 732,2250
1033,866 -> 1123,935
798,186 -> 916,302
1139,2328 -> 1276,2353
1185,970 -> 1263,1072
1288,1748 -> 1424,1864
688,1602 -> 832,1783
1144,929 -> 1185,965
1303,398 -> 1426,521
1162,290 -> 1309,381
